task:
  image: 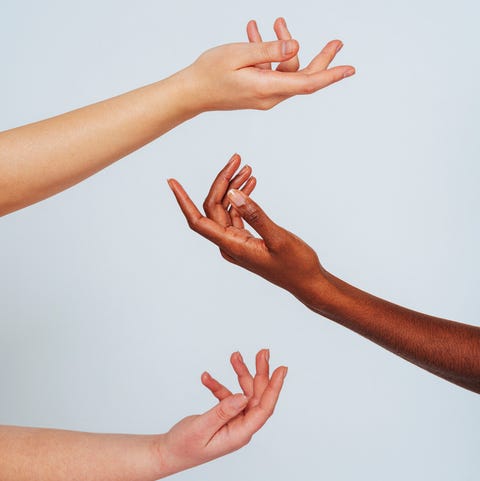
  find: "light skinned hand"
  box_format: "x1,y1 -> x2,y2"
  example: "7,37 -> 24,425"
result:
167,154 -> 325,301
157,349 -> 287,477
0,17 -> 353,217
183,17 -> 355,112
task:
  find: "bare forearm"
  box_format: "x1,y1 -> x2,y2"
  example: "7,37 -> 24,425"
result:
0,68 -> 196,216
302,272 -> 480,393
0,425 -> 166,481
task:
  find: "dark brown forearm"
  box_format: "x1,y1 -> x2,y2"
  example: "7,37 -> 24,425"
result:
300,271 -> 480,393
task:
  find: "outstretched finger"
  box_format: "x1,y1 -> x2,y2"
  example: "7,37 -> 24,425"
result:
250,349 -> 270,408
167,178 -> 230,246
274,18 -> 300,73
259,65 -> 355,98
221,164 -> 253,209
201,371 -> 233,401
246,19 -> 271,70
230,351 -> 254,398
304,39 -> 343,73
242,366 -> 287,434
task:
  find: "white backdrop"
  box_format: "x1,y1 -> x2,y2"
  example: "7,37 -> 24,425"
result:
1,1 -> 479,480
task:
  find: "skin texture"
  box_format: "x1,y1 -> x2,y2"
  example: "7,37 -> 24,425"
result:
0,350 -> 287,481
168,155 -> 480,394
0,18 -> 354,217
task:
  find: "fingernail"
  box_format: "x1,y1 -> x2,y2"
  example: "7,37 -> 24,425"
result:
228,153 -> 239,165
264,349 -> 270,362
335,42 -> 343,53
343,68 -> 355,78
282,39 -> 297,56
236,351 -> 244,362
228,189 -> 246,207
283,367 -> 288,379
232,394 -> 248,409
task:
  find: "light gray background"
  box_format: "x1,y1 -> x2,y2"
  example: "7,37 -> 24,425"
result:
1,1 -> 479,480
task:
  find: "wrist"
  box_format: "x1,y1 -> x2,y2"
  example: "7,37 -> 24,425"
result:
166,65 -> 209,117
290,269 -> 336,315
150,434 -> 175,480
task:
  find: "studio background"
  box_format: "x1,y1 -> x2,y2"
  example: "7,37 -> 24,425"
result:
1,1 -> 479,480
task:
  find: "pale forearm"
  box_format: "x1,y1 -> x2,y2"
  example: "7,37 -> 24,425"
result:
0,68 -> 197,216
302,272 -> 480,393
0,425 -> 167,481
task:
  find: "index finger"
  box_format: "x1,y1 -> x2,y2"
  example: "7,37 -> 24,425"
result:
274,18 -> 300,73
167,178 -> 229,246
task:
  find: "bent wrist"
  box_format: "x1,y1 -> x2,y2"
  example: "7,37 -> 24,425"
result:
150,433 -> 176,480
290,269 -> 336,314
166,65 -> 209,117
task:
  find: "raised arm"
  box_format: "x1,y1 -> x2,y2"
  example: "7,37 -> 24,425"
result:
168,156 -> 480,394
0,350 -> 287,480
0,18 -> 354,216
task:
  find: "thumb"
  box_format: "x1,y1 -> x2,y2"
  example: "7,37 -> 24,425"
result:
235,39 -> 299,67
198,394 -> 248,436
227,189 -> 280,246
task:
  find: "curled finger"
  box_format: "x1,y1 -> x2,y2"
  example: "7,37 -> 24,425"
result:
274,18 -> 300,72
246,19 -> 272,70
230,351 -> 254,398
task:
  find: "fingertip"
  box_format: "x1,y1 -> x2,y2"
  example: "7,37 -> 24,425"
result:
201,371 -> 211,383
343,66 -> 356,78
231,393 -> 249,409
227,189 -> 247,208
242,176 -> 257,196
282,38 -> 299,57
247,20 -> 261,42
230,351 -> 240,363
255,349 -> 264,364
229,152 -> 241,163
167,178 -> 179,192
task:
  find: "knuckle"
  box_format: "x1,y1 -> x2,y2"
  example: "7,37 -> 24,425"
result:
264,405 -> 275,417
239,433 -> 253,447
227,243 -> 245,261
261,44 -> 274,62
187,217 -> 201,231
220,249 -> 236,264
215,405 -> 231,422
257,99 -> 274,111
253,83 -> 269,101
244,205 -> 262,224
202,198 -> 213,213
301,79 -> 317,95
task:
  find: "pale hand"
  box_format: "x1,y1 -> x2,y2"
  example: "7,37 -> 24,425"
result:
155,349 -> 287,477
182,17 -> 355,112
